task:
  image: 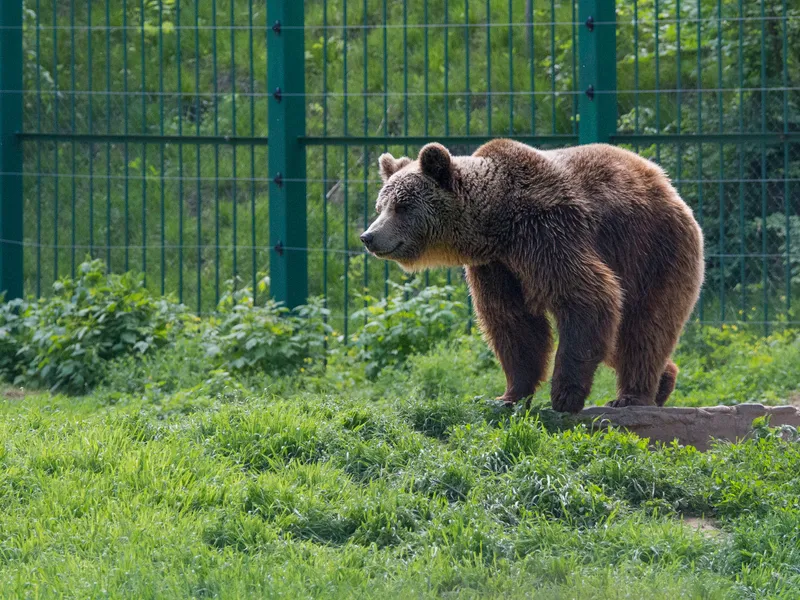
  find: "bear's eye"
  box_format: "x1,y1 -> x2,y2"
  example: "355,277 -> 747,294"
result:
394,204 -> 407,215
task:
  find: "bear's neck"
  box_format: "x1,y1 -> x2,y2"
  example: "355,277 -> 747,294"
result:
445,157 -> 514,264
400,156 -> 538,272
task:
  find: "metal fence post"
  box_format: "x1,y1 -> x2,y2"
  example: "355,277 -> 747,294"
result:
578,0 -> 617,144
267,2 -> 307,308
0,0 -> 24,300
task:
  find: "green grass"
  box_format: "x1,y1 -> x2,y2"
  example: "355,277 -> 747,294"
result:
1,324 -> 800,598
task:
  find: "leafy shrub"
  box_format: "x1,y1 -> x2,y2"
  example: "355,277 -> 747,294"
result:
351,281 -> 467,378
751,416 -> 800,444
2,259 -> 184,394
674,325 -> 800,405
204,282 -> 331,376
99,331 -> 213,400
0,298 -> 29,381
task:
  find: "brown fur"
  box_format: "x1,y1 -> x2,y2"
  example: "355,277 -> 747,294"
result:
361,140 -> 704,413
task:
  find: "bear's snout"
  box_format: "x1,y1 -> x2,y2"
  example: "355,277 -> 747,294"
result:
360,231 -> 374,248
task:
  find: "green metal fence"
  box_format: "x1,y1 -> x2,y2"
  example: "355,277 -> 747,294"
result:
1,0 -> 798,333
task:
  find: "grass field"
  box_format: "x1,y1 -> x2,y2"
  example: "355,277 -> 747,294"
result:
2,308 -> 800,598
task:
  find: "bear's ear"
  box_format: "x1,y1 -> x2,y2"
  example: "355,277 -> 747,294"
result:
378,153 -> 412,183
418,143 -> 453,189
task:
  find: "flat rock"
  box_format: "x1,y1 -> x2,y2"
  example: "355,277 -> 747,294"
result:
577,403 -> 800,451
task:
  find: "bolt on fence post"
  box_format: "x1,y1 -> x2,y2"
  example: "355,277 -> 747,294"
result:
267,2 -> 307,308
578,0 -> 617,144
0,0 -> 24,300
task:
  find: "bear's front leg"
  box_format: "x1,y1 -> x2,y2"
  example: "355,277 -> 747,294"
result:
549,261 -> 622,414
466,263 -> 553,405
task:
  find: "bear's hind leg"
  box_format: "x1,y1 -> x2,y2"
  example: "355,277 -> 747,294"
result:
548,256 -> 622,414
608,310 -> 681,408
466,263 -> 553,405
655,360 -> 679,407
551,296 -> 620,413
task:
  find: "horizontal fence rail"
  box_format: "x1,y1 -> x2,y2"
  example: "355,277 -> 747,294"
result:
0,0 -> 797,334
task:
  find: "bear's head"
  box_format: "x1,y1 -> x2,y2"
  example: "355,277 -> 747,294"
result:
360,143 -> 463,272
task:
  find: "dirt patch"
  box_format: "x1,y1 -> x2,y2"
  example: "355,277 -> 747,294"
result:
2,388 -> 26,400
683,517 -> 723,538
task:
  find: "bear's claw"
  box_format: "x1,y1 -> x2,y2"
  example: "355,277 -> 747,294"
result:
606,395 -> 654,408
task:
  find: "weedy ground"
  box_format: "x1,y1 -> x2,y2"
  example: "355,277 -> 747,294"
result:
1,324 -> 800,599
1,263 -> 799,598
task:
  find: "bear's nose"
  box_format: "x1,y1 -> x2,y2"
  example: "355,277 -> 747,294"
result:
360,231 -> 374,246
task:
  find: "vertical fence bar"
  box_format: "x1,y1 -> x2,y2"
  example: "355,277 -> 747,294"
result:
35,0 -> 42,296
323,0 -> 330,312
104,0 -> 111,271
159,0 -> 166,296
424,0 -> 429,139
141,0 -> 148,286
696,0 -> 703,322
654,0 -> 661,163
633,0 -> 639,138
485,0 -> 491,135
759,0 -> 767,333
382,0 -> 389,297
445,0 -> 451,287
364,0 -> 371,299
195,0 -> 202,311
0,0 -> 23,299
267,0 -> 308,308
782,0 -> 790,318
570,0 -> 578,135
88,0 -> 94,256
249,0 -> 257,301
123,0 -> 130,272
716,0 -> 724,321
70,0 -> 77,278
529,0 -> 535,135
230,0 -> 237,289
403,0 -> 408,158
465,0 -> 470,136
177,0 -> 184,303
343,1 -> 350,334
676,0 -> 682,215
323,0 -> 330,329
550,0 -> 556,133
578,0 -> 616,144
738,0 -> 745,320
212,0 -> 219,304
423,0 -> 429,287
464,0 -> 472,330
53,0 -> 59,279
508,0 -> 513,133
571,0 -> 577,133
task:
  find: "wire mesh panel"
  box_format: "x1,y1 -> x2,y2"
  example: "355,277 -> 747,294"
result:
613,0 -> 799,331
18,0 -> 270,313
5,0 -> 799,331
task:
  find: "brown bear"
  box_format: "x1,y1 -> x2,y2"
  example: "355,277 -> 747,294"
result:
360,139 -> 704,413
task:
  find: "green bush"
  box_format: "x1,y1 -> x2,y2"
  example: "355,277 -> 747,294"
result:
204,282 -> 331,376
673,325 -> 800,405
0,265 -> 337,394
2,259 -> 184,394
98,332 -> 213,401
351,281 -> 467,378
0,298 -> 28,380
